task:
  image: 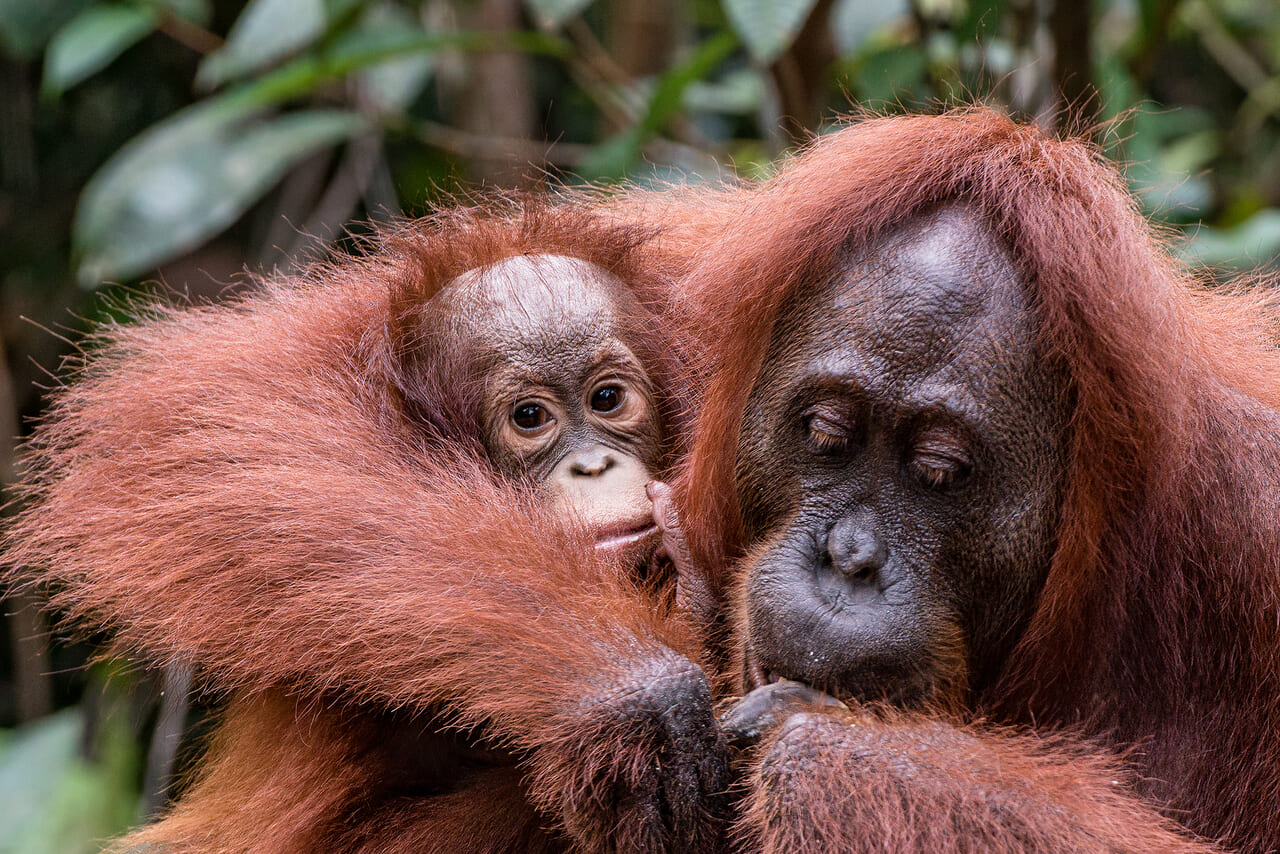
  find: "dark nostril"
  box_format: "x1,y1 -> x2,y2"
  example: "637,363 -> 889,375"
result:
846,561 -> 875,582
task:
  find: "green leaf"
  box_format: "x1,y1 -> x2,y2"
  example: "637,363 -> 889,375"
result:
1123,107 -> 1216,219
42,3 -> 158,96
323,0 -> 366,18
581,30 -> 737,179
158,0 -> 213,25
953,0 -> 1007,41
0,705 -> 142,854
321,26 -> 568,69
1136,0 -> 1163,37
642,31 -> 739,132
68,18 -> 563,285
75,104 -> 365,285
1179,209 -> 1280,270
215,27 -> 568,111
0,0 -> 91,59
684,67 -> 766,115
525,0 -> 595,29
849,42 -> 927,104
196,0 -> 327,89
832,0 -> 908,54
354,3 -> 434,114
579,129 -> 646,181
723,0 -> 819,64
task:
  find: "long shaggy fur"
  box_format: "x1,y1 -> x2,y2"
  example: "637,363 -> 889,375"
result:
3,202 -> 730,853
674,109 -> 1280,850
740,710 -> 1214,853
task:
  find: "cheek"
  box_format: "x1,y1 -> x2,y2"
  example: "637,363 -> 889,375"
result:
951,368 -> 1067,637
951,488 -> 1058,640
735,428 -> 801,541
921,455 -> 1062,682
633,420 -> 666,473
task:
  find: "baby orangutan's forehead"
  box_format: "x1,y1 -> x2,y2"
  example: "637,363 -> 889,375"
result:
421,253 -> 644,380
442,254 -> 630,338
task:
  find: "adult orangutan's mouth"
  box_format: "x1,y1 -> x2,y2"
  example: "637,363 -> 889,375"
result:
746,646 -> 773,690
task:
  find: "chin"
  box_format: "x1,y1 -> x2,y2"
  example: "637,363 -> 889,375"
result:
748,606 -> 971,711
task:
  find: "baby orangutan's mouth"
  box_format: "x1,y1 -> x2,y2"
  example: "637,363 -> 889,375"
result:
594,521 -> 660,552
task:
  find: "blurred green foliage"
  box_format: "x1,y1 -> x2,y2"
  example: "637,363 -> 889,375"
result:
0,694 -> 141,852
5,0 -> 1280,847
6,0 -> 1280,291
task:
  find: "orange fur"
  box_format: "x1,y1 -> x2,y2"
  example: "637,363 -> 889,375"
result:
14,110 -> 1271,851
4,202 -> 730,853
674,109 -> 1280,850
120,693 -> 559,854
740,710 -> 1217,853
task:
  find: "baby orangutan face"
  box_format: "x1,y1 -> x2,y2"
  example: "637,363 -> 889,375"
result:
422,254 -> 666,555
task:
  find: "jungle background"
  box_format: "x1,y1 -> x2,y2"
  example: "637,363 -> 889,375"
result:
2,0 -> 1279,848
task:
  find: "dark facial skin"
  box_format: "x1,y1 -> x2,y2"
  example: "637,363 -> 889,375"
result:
735,205 -> 1068,708
421,255 -> 664,553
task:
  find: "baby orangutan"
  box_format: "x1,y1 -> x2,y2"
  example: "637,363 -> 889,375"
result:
409,253 -> 672,562
6,207 -> 728,854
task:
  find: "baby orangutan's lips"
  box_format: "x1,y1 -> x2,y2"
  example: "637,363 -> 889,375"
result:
593,521 -> 660,552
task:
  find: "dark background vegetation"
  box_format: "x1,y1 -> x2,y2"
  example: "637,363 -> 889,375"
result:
3,0 -> 1280,847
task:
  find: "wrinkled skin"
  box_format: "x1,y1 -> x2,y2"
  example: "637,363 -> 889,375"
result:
734,205 -> 1068,711
704,209 -> 1215,852
421,254 -> 666,556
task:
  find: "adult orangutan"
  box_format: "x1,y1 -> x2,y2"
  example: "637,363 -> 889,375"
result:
668,110 -> 1277,851
3,203 -> 731,853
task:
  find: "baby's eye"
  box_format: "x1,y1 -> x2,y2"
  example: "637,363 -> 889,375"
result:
590,385 -> 624,413
512,402 -> 552,431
